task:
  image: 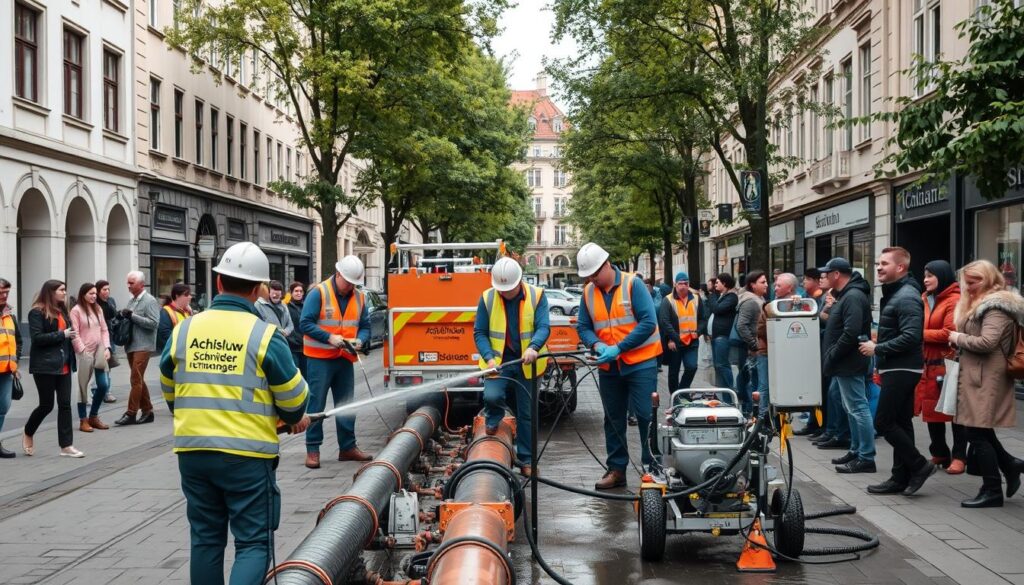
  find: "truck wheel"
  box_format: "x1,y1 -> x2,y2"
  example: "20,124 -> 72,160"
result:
638,488 -> 666,561
550,306 -> 565,315
770,487 -> 805,559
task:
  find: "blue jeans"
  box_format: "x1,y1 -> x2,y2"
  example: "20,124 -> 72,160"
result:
305,358 -> 356,453
711,337 -> 735,393
178,451 -> 280,585
835,375 -> 875,461
734,356 -> 756,415
77,369 -> 110,419
483,368 -> 533,465
666,342 -> 699,392
597,367 -> 657,471
0,373 -> 13,432
824,378 -> 850,441
755,355 -> 770,416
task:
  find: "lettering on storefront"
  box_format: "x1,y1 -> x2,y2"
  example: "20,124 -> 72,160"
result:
1009,165 -> 1024,191
258,222 -> 308,252
895,179 -> 951,222
815,213 -> 840,230
803,197 -> 870,237
271,232 -> 300,246
154,206 -> 187,233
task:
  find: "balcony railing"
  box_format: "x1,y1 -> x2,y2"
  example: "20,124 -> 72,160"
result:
810,150 -> 851,193
534,212 -> 547,220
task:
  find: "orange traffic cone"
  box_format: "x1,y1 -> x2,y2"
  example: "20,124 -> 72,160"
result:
736,519 -> 776,572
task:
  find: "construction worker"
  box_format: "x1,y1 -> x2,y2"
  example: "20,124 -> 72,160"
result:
473,257 -> 551,477
0,278 -> 23,458
159,242 -> 310,585
658,271 -> 707,392
300,255 -> 372,469
576,243 -> 662,490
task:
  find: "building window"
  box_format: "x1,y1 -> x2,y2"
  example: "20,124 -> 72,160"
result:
226,115 -> 234,175
824,74 -> 834,157
276,142 -> 283,180
286,147 -> 292,180
532,146 -> 542,157
798,98 -> 807,161
239,122 -> 247,180
913,0 -> 941,95
554,197 -> 567,217
149,78 -> 161,150
253,130 -> 261,184
526,168 -> 542,188
63,29 -> 85,119
172,0 -> 180,29
533,197 -> 542,216
173,89 -> 184,157
195,100 -> 204,165
534,225 -> 542,243
809,86 -> 819,161
555,225 -> 568,245
527,117 -> 536,131
860,44 -> 872,141
266,136 -> 273,182
15,3 -> 40,103
103,50 -> 121,133
553,118 -> 562,133
554,169 -> 568,188
296,152 -> 304,178
149,0 -> 158,28
785,109 -> 794,157
841,58 -> 853,151
210,108 -> 219,170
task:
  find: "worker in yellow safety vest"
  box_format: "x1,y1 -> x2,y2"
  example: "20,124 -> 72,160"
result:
473,257 -> 550,477
658,271 -> 708,394
576,243 -> 662,490
159,242 -> 310,585
0,278 -> 24,459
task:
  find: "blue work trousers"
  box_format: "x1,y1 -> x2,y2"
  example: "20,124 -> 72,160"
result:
178,451 -> 280,585
711,337 -> 735,394
666,342 -> 699,393
835,375 -> 875,461
597,367 -> 657,471
825,378 -> 850,441
305,357 -> 357,453
734,356 -> 757,415
483,368 -> 533,465
0,373 -> 12,432
755,355 -> 770,417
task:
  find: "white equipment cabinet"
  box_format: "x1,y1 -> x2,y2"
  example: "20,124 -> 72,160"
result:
765,298 -> 822,410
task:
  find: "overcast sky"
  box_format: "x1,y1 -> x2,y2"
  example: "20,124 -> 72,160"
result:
491,0 -> 578,108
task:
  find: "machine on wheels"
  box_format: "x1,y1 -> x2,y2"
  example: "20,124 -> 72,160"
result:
536,314 -> 581,416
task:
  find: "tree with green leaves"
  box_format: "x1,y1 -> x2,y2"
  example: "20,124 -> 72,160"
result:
168,0 -> 505,277
869,0 -> 1024,198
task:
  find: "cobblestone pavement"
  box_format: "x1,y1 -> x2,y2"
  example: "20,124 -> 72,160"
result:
2,353 -> 1024,584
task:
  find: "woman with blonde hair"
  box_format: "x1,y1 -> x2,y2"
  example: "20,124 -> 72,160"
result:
950,260 -> 1024,508
70,282 -> 111,432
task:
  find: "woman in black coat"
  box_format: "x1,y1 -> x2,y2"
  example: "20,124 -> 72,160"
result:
23,280 -> 84,458
285,281 -> 307,378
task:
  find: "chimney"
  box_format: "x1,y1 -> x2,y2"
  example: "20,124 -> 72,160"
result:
535,71 -> 548,96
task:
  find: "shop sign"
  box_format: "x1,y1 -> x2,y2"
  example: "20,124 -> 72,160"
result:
965,164 -> 1024,209
227,220 -> 247,241
717,203 -> 733,222
803,197 -> 870,238
769,221 -> 795,246
258,223 -> 307,253
154,206 -> 186,233
894,178 -> 952,222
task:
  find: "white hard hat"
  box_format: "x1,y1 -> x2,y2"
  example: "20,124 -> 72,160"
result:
491,257 -> 523,292
335,255 -> 365,286
576,242 -> 609,277
213,242 -> 270,282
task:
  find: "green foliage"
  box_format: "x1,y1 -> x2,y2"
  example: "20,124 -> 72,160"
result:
869,0 -> 1024,199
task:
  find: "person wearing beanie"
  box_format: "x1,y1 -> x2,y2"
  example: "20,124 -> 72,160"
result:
659,272 -> 708,392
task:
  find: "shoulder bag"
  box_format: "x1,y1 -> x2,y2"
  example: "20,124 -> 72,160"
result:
936,357 -> 959,417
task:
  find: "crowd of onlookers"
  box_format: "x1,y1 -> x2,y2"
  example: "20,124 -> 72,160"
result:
653,248 -> 1024,508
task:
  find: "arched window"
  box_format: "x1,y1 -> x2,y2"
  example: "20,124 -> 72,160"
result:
554,255 -> 570,268
527,255 -> 538,266
545,256 -> 552,267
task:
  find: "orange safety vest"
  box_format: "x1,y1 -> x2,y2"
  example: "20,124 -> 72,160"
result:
583,272 -> 662,371
0,312 -> 17,374
669,293 -> 699,345
302,279 -> 364,361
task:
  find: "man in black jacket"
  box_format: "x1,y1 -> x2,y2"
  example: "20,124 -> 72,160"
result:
859,247 -> 934,495
819,258 -> 875,473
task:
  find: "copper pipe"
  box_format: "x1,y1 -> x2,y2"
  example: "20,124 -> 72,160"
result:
426,506 -> 512,585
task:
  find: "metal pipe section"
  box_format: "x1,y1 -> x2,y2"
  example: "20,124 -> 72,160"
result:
266,406 -> 440,585
453,418 -> 516,505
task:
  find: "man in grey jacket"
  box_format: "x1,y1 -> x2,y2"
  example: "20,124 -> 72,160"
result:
255,281 -> 294,337
734,270 -> 768,415
115,271 -> 161,426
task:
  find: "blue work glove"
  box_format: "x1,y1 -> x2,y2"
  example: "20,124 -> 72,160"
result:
594,344 -> 622,365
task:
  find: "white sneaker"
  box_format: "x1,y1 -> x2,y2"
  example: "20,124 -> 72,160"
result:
59,447 -> 85,458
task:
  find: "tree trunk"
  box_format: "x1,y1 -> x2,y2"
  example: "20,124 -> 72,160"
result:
747,143 -> 771,272
660,229 -> 673,287
319,204 -> 340,281
647,246 -> 657,284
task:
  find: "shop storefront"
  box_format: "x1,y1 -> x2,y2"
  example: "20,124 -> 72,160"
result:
140,182 -> 314,307
803,196 -> 874,288
964,165 -> 1024,291
894,177 -> 957,279
769,221 -> 796,276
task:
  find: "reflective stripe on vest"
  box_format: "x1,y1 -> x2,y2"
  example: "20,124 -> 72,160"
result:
164,305 -> 187,327
0,314 -> 17,374
303,279 -> 363,361
584,273 -> 662,370
170,310 -> 279,459
669,294 -> 699,345
477,285 -> 549,379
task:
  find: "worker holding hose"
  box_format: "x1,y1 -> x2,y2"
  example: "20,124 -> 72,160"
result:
159,241 -> 310,585
300,255 -> 373,469
474,256 -> 550,477
576,243 -> 662,490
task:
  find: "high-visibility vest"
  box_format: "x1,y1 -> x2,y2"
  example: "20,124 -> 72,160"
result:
303,279 -> 364,361
0,312 -> 17,374
584,272 -> 662,371
477,285 -> 549,379
164,305 -> 188,327
168,309 -> 281,459
667,293 -> 700,345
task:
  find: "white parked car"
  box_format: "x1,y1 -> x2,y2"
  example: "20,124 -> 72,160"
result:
544,288 -> 581,316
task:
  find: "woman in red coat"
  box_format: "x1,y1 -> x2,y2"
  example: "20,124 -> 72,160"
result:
916,260 -> 966,474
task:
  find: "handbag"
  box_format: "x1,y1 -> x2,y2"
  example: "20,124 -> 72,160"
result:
93,345 -> 109,371
1006,325 -> 1024,379
107,352 -> 120,369
12,375 -> 23,400
109,314 -> 134,347
937,358 -> 959,417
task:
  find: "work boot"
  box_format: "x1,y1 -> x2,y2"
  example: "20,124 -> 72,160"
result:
0,443 -> 15,459
88,417 -> 109,430
114,412 -> 137,426
962,487 -> 1003,508
594,470 -> 627,490
305,452 -> 321,469
79,419 -> 93,433
867,479 -> 908,495
338,447 -> 373,462
902,461 -> 937,496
